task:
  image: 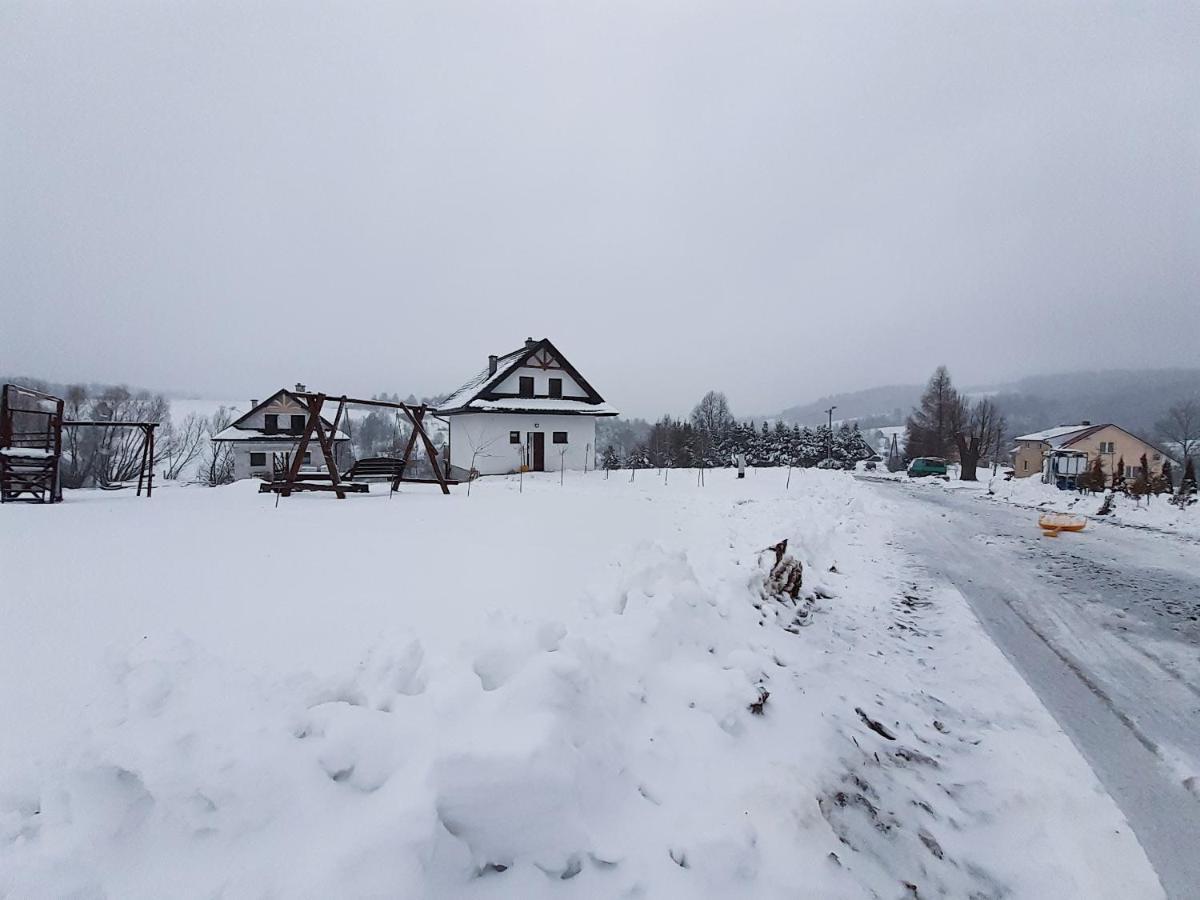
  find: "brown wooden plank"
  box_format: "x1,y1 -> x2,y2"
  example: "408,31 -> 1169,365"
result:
310,409 -> 346,500
282,397 -> 322,497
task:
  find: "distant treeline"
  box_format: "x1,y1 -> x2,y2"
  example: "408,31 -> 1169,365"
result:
597,391 -> 874,470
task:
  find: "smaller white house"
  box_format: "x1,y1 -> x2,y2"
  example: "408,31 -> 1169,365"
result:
212,387 -> 349,481
438,338 -> 617,476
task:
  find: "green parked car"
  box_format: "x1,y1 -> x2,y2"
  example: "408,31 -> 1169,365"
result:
906,457 -> 948,478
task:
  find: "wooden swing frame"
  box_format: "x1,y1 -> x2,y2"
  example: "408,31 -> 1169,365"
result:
262,392 -> 453,499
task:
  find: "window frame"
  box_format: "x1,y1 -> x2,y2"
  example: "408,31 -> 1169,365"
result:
509,430 -> 521,444
519,376 -> 535,398
548,378 -> 563,399
552,431 -> 568,444
263,414 -> 279,434
290,414 -> 306,434
249,451 -> 267,468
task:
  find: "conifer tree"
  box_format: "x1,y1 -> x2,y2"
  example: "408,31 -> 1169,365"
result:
1112,455 -> 1126,492
1159,459 -> 1174,493
1175,457 -> 1198,506
905,366 -> 960,460
1078,455 -> 1105,493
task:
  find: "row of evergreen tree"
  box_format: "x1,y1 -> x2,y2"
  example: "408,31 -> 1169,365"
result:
1076,451 -> 1197,506
600,391 -> 875,470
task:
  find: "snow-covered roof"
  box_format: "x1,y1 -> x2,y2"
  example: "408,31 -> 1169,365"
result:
212,425 -> 349,442
439,348 -> 528,412
1015,424 -> 1103,448
466,398 -> 620,415
438,338 -> 617,417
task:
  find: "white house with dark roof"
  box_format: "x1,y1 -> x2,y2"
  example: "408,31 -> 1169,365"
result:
212,386 -> 349,481
438,338 -> 617,476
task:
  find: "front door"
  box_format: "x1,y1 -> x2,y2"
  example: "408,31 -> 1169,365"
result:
528,432 -> 545,472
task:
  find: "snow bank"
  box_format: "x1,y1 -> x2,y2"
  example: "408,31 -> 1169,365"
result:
0,472 -> 1161,897
866,467 -> 1199,541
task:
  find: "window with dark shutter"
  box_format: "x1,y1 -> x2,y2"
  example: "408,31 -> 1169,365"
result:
264,414 -> 278,434
509,431 -> 521,444
549,378 -> 562,398
290,415 -> 305,434
553,431 -> 568,444
519,376 -> 534,397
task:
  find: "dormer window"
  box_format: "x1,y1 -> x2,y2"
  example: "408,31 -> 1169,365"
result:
264,414 -> 279,434
549,378 -> 562,398
519,376 -> 534,398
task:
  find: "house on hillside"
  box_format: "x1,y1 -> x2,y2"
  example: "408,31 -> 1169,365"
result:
1012,422 -> 1168,485
212,386 -> 349,481
438,338 -> 618,476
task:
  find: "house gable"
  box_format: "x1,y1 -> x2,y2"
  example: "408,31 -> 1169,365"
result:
488,346 -> 590,400
1061,424 -> 1169,462
215,389 -> 347,441
231,390 -> 310,432
439,338 -> 614,415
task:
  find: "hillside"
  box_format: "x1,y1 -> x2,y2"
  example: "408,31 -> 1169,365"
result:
777,384 -> 923,428
779,369 -> 1200,442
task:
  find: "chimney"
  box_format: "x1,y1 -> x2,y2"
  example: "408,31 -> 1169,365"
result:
250,399 -> 258,408
294,382 -> 306,393
525,337 -> 536,348
488,354 -> 498,375
1081,420 -> 1091,426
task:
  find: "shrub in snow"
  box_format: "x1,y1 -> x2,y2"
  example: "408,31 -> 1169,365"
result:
1171,458 -> 1197,507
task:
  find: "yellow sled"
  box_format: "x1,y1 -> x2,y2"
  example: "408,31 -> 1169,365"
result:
1039,513 -> 1087,537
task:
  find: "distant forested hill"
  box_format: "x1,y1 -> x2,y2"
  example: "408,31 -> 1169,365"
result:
777,384 -> 924,427
778,369 -> 1200,442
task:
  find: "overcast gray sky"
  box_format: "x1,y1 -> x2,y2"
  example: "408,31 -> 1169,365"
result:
3,1 -> 1197,419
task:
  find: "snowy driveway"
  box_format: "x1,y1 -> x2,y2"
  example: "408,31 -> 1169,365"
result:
865,478 -> 1200,899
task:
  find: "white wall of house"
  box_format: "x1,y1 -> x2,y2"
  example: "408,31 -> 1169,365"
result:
447,413 -> 598,475
229,442 -> 342,481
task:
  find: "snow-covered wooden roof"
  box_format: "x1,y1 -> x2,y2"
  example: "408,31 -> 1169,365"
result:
213,389 -> 348,441
438,338 -> 617,417
1015,424 -> 1104,447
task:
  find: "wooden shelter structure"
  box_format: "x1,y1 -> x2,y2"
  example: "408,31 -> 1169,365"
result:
259,392 -> 455,499
1,383 -> 159,503
1,383 -> 65,502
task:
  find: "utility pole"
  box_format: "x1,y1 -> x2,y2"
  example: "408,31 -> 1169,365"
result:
825,405 -> 837,466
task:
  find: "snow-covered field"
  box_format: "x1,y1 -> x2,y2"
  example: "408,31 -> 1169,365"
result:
0,471 -> 1161,898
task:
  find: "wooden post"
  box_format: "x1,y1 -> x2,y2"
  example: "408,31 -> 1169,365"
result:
283,396 -> 322,497
146,425 -> 155,497
136,425 -> 149,496
400,405 -> 450,495
329,397 -> 346,473
310,413 -> 345,500
391,414 -> 423,493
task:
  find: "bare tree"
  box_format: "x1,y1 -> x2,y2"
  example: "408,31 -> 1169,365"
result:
953,398 -> 1006,480
690,391 -> 735,442
159,413 -> 208,480
197,407 -> 237,486
1156,398 -> 1200,465
57,384 -> 170,487
458,424 -> 501,496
